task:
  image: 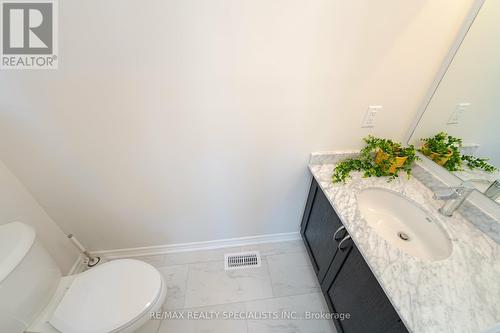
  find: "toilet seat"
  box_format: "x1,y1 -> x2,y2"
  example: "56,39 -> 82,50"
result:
49,259 -> 164,333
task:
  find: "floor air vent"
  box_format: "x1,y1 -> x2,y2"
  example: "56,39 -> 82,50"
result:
224,251 -> 261,270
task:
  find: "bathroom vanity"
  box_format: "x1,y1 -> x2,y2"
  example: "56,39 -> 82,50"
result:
302,4 -> 500,329
301,153 -> 500,333
301,178 -> 407,333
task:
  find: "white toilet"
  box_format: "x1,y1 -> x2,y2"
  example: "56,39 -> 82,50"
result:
0,222 -> 167,333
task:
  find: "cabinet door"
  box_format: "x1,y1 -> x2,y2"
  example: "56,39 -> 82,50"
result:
301,179 -> 346,283
326,245 -> 408,333
321,232 -> 353,332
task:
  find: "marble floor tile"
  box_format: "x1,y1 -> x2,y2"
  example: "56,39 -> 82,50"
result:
240,239 -> 306,257
134,315 -> 162,333
121,240 -> 336,333
162,246 -> 243,266
267,251 -> 320,297
134,254 -> 167,267
246,293 -> 337,333
184,260 -> 274,308
157,264 -> 189,310
158,302 -> 248,333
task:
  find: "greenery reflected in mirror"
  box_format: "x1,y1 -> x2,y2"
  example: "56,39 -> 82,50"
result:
409,1 -> 500,204
419,132 -> 497,173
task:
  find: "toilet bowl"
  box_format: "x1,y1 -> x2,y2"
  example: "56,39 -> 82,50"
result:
0,222 -> 167,333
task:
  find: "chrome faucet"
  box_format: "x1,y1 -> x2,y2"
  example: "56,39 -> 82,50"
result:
433,181 -> 475,217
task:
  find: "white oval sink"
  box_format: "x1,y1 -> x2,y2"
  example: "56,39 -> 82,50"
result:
357,188 -> 452,261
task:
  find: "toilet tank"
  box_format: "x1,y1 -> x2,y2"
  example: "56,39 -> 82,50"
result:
0,222 -> 61,333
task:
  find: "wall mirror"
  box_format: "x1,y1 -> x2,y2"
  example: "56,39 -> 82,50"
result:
408,0 -> 500,205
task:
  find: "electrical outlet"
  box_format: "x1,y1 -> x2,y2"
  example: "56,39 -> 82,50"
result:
362,106 -> 382,128
447,103 -> 470,124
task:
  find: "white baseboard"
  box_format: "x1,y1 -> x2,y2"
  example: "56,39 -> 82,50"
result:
67,254 -> 86,275
90,231 -> 301,260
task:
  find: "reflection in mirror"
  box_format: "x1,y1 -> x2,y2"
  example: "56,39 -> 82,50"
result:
408,0 -> 500,204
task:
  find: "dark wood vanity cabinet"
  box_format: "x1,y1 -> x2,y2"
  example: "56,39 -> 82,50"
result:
322,244 -> 408,333
301,178 -> 408,333
300,178 -> 347,283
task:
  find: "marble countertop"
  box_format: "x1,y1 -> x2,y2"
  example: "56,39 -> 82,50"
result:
309,154 -> 500,333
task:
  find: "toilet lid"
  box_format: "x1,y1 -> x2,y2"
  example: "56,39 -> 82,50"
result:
50,259 -> 163,333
